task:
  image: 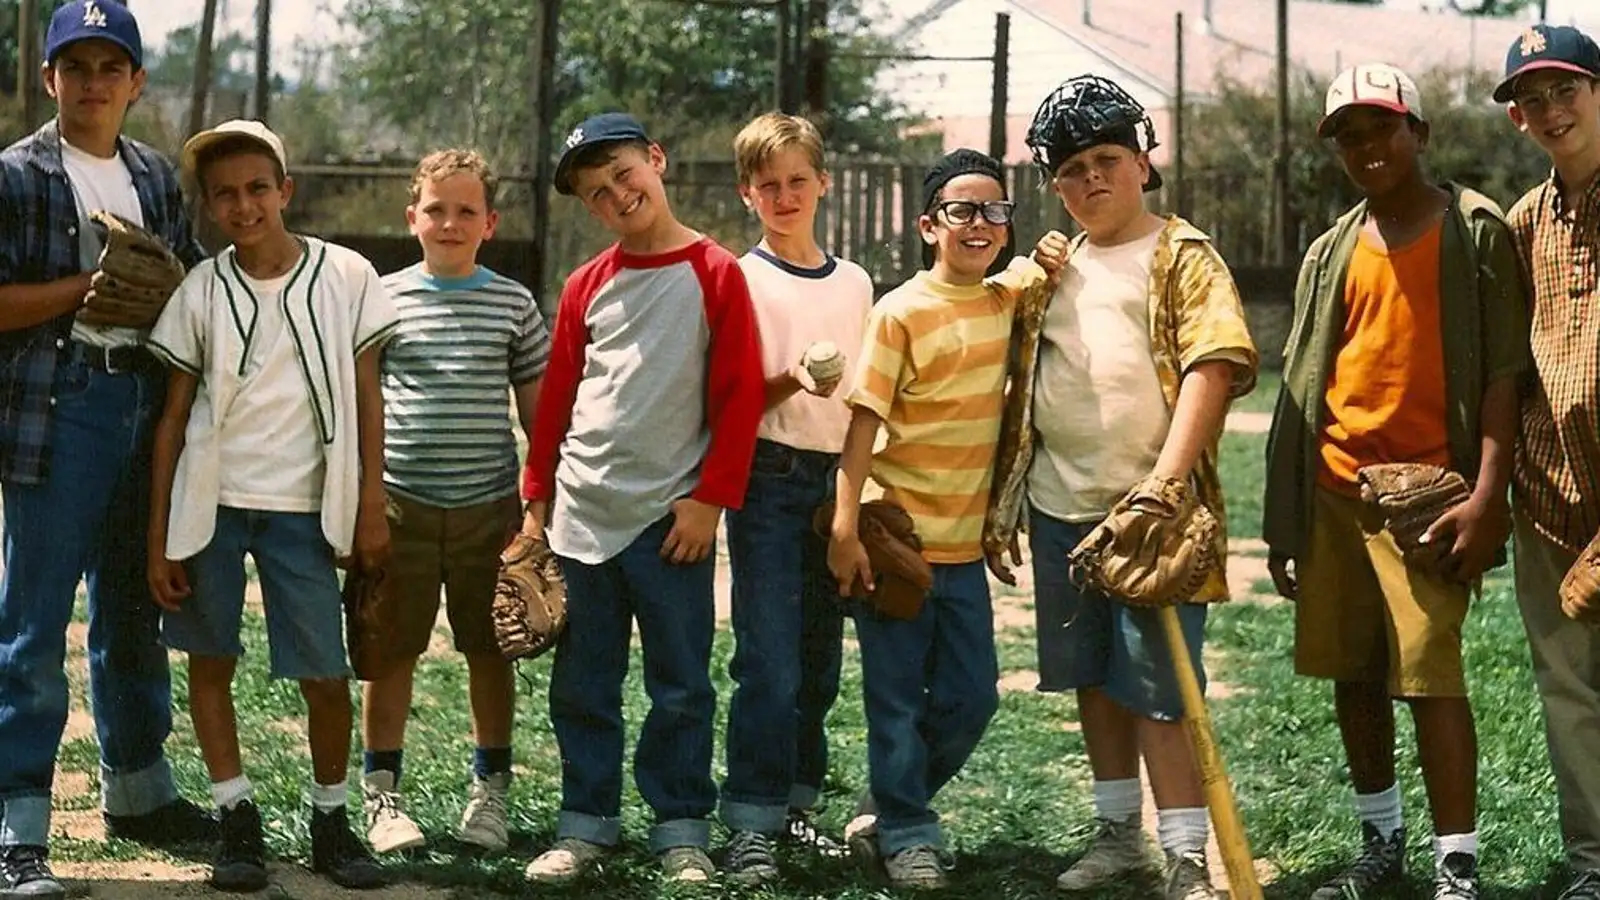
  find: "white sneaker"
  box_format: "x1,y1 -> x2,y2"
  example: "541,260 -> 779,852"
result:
1057,816 -> 1152,891
660,846 -> 715,882
525,837 -> 607,884
1164,849 -> 1218,900
361,770 -> 425,854
457,772 -> 510,852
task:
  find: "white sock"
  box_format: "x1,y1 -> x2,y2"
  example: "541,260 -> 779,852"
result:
1434,831 -> 1478,869
310,781 -> 349,812
211,775 -> 253,811
1156,807 -> 1209,856
1091,778 -> 1142,822
1354,784 -> 1403,840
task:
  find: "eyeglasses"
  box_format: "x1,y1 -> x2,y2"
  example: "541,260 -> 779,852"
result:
1512,78 -> 1584,112
930,199 -> 1015,226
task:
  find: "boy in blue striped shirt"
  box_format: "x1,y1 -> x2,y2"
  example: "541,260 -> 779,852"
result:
360,149 -> 550,855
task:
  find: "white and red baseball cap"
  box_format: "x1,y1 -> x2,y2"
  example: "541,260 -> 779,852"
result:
1317,64 -> 1425,139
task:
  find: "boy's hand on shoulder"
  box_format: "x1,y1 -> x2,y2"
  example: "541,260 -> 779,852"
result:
827,531 -> 875,597
1425,493 -> 1510,584
1031,230 -> 1072,276
662,497 -> 721,565
1267,551 -> 1298,601
148,556 -> 191,612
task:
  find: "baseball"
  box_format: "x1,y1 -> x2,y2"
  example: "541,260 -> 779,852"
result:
802,341 -> 844,385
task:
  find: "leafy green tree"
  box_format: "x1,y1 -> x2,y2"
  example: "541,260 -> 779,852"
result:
142,24 -> 259,94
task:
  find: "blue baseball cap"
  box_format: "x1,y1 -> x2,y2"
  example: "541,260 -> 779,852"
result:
553,112 -> 651,196
45,0 -> 142,69
1494,24 -> 1600,103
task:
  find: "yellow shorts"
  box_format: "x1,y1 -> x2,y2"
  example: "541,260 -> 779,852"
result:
1293,486 -> 1470,697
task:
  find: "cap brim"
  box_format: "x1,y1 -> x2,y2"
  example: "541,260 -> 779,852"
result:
181,130 -> 280,177
1316,100 -> 1414,138
1494,61 -> 1599,102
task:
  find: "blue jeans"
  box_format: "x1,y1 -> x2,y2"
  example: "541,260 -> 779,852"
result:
721,440 -> 844,833
548,515 -> 718,852
853,561 -> 999,855
0,355 -> 177,847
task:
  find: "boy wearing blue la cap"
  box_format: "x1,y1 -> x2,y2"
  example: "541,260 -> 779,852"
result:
0,1 -> 213,895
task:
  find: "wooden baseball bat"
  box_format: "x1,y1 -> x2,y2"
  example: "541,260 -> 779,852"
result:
1158,605 -> 1262,900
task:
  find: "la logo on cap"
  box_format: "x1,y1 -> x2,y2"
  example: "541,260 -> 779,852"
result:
565,127 -> 584,149
1520,27 -> 1547,58
81,1 -> 108,28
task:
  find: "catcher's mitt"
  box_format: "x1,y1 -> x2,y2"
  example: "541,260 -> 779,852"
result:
1067,475 -> 1220,607
491,531 -> 568,661
1560,532 -> 1600,624
1356,463 -> 1471,574
813,500 -> 934,620
77,210 -> 187,329
342,566 -> 399,681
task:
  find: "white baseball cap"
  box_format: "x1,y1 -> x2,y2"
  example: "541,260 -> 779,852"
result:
181,119 -> 289,177
1317,64 -> 1426,138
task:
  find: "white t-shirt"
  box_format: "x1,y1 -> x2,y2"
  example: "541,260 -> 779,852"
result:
60,139 -> 146,349
739,246 -> 873,453
1028,228 -> 1170,522
215,262 -> 326,511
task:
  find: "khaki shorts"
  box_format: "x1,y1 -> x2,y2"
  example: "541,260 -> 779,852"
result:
1294,486 -> 1470,697
386,493 -> 520,657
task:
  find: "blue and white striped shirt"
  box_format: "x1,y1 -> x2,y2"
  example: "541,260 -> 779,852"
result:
380,264 -> 550,507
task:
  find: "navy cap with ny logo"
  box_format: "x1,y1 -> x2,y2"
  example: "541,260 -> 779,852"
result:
553,113 -> 652,196
44,0 -> 144,69
1493,24 -> 1600,103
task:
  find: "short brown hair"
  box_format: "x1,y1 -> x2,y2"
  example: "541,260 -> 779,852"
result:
409,149 -> 499,211
733,112 -> 826,185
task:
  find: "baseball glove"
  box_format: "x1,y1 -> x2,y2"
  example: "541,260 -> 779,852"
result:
77,210 -> 187,329
491,531 -> 568,661
1067,475 -> 1220,607
1560,531 -> 1600,624
1356,462 -> 1471,574
341,566 -> 399,681
812,500 -> 934,620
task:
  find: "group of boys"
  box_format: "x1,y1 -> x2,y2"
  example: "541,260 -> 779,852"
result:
2,2 -> 1600,900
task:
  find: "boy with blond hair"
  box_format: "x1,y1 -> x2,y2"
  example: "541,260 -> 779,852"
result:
359,149 -> 549,856
519,113 -> 764,885
717,112 -> 873,883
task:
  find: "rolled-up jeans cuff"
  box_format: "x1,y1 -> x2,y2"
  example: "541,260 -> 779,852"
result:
788,784 -> 821,812
649,817 -> 711,853
878,820 -> 943,856
101,757 -> 179,817
555,810 -> 621,847
0,795 -> 52,847
721,799 -> 786,834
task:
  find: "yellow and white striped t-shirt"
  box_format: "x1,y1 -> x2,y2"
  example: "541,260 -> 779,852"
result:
847,257 -> 1047,563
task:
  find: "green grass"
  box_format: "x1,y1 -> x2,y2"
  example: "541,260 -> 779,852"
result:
1234,369 -> 1282,415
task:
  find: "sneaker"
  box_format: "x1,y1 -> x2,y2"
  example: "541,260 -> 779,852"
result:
723,830 -> 779,885
105,798 -> 219,849
1164,849 -> 1218,900
211,800 -> 269,893
361,771 -> 424,854
1435,852 -> 1479,900
784,808 -> 849,859
660,846 -> 716,882
525,838 -> 607,884
457,772 -> 511,852
0,845 -> 64,899
1560,870 -> 1600,899
1057,815 -> 1153,891
884,845 -> 950,890
1310,823 -> 1406,900
310,805 -> 387,890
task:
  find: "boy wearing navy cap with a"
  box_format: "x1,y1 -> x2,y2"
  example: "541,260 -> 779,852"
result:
1496,23 -> 1600,900
0,1 -> 212,895
519,112 -> 763,885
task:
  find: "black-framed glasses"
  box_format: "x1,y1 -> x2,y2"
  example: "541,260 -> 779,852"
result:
931,199 -> 1015,226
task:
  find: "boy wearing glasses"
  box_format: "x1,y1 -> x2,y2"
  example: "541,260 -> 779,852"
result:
1265,64 -> 1527,900
826,148 -> 1059,890
1005,75 -> 1255,900
1496,25 -> 1600,900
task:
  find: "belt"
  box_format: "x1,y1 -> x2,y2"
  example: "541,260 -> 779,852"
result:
64,338 -> 159,375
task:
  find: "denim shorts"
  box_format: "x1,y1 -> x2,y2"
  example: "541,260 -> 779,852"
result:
1028,507 -> 1207,721
162,506 -> 349,680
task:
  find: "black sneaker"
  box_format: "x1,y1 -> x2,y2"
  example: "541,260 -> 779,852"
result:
722,830 -> 779,885
310,806 -> 386,890
0,845 -> 64,898
1311,823 -> 1406,899
212,800 -> 269,893
105,798 -> 219,848
1435,852 -> 1478,900
783,808 -> 848,859
1560,870 -> 1600,899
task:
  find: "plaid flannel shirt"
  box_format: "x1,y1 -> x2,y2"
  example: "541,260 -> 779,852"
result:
1509,171 -> 1600,554
0,120 -> 206,485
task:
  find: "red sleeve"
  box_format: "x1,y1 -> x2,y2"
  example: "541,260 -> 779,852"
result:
520,254 -> 610,502
691,245 -> 765,510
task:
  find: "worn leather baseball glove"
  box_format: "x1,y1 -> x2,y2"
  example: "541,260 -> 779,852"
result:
491,531 -> 568,661
1356,462 -> 1471,574
813,500 -> 934,620
1067,475 -> 1220,607
341,565 -> 398,681
1561,531 -> 1600,624
77,210 -> 187,329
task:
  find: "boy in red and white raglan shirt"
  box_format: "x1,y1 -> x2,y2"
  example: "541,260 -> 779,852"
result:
518,113 -> 764,886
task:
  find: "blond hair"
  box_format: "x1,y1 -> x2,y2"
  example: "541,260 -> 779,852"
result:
733,112 -> 826,185
409,149 -> 499,211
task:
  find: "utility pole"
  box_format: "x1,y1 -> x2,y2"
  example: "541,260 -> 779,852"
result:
1272,0 -> 1290,264
988,12 -> 1009,162
253,0 -> 271,121
803,0 -> 828,124
774,0 -> 791,111
188,0 -> 220,137
1174,11 -> 1185,219
528,0 -> 563,305
18,0 -> 40,131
